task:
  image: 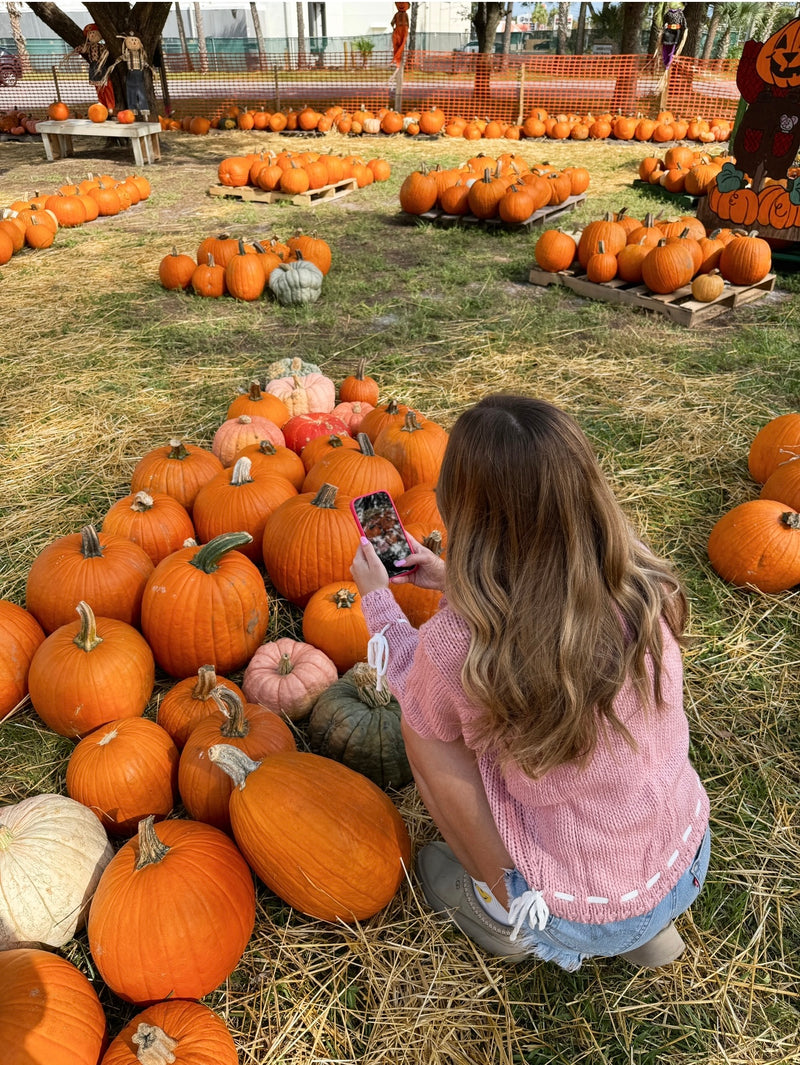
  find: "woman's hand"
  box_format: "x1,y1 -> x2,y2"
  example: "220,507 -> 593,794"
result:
390,534 -> 446,591
350,538 -> 390,597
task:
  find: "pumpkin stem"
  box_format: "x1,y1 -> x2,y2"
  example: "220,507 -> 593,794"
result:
230,457 -> 254,486
170,244 -> 179,257
356,432 -> 375,456
167,438 -> 190,461
246,380 -> 262,400
422,529 -> 444,556
401,411 -> 424,433
191,664 -> 218,700
207,743 -> 261,789
131,1022 -> 179,1065
210,686 -> 250,738
257,440 -> 278,455
131,491 -> 154,512
781,512 -> 800,530
189,531 -> 254,573
354,357 -> 367,381
80,525 -> 104,558
72,601 -> 103,652
332,588 -> 357,609
351,661 -> 392,707
277,652 -> 295,675
135,815 -> 170,870
311,483 -> 340,509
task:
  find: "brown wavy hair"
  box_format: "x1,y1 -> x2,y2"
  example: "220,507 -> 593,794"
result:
436,395 -> 687,778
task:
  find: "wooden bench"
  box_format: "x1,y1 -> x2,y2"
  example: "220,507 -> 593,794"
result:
36,119 -> 161,167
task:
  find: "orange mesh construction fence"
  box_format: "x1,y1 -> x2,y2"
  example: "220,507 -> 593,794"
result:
14,51 -> 739,126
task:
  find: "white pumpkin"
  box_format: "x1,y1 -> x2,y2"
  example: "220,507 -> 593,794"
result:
0,793 -> 114,949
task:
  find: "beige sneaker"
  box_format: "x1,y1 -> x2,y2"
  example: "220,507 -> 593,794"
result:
417,842 -> 531,961
620,922 -> 686,967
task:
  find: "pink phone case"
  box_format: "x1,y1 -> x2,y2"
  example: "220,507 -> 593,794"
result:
350,490 -> 418,576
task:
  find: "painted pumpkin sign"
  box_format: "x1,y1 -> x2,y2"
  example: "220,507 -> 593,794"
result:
756,17 -> 800,89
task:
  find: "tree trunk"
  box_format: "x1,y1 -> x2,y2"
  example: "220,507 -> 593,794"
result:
174,3 -> 193,72
296,2 -> 307,68
620,2 -> 645,54
500,2 -> 513,70
250,2 -> 267,71
7,2 -> 31,73
28,2 -> 171,117
648,1 -> 664,55
701,3 -> 721,61
471,3 -> 504,111
408,2 -> 418,53
556,1 -> 569,54
682,1 -> 708,59
715,18 -> 732,61
575,2 -> 588,55
194,1 -> 208,74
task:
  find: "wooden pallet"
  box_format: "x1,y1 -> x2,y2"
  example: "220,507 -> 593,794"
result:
208,177 -> 357,206
527,265 -> 776,326
631,179 -> 699,210
402,193 -> 586,232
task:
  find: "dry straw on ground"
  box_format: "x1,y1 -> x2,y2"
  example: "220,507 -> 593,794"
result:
0,130 -> 798,1064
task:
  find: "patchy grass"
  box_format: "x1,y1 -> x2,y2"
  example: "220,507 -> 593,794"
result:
1,129 -> 799,1064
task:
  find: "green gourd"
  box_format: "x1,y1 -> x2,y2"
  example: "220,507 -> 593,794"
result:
307,662 -> 412,790
268,255 -> 323,306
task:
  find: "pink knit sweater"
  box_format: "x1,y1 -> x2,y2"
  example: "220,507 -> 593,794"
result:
361,588 -> 710,924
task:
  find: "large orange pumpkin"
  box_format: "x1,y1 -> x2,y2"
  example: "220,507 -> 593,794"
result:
87,816 -> 256,1004
707,500 -> 800,592
0,948 -> 107,1065
25,524 -> 154,634
101,490 -> 195,566
0,600 -> 45,717
27,601 -> 155,738
301,581 -> 370,672
261,483 -> 361,606
373,411 -> 449,490
208,744 -> 411,922
130,438 -> 224,513
100,1000 -> 238,1065
748,412 -> 800,483
140,532 -> 270,676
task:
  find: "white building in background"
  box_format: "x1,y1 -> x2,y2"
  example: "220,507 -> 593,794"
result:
2,3 -> 471,45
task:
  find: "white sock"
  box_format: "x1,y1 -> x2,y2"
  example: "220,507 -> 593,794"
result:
471,878 -> 511,924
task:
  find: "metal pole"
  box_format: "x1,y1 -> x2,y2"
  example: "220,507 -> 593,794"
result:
52,65 -> 62,102
274,67 -> 281,111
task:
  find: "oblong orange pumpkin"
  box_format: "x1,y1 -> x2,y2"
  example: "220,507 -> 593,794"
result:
87,816 -> 256,1005
707,500 -> 800,592
0,600 -> 45,717
208,744 -> 411,922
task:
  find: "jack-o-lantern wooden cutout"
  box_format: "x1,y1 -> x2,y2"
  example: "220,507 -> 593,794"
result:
755,16 -> 800,90
697,12 -> 800,246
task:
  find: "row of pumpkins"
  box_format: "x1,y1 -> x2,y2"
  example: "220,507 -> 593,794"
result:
165,103 -> 733,144
637,146 -> 734,196
708,413 -> 800,593
159,230 -> 331,304
0,357 -> 449,1061
0,171 -> 150,261
533,210 -> 773,297
398,154 -> 590,221
217,148 -> 390,192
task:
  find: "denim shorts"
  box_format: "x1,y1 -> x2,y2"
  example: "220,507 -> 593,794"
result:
506,826 -> 711,972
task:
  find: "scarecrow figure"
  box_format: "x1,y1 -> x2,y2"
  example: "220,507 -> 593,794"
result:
104,33 -> 153,119
61,23 -> 115,111
659,5 -> 687,70
733,14 -> 800,187
391,2 -> 410,67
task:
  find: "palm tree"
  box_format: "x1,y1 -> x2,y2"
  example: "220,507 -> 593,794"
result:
556,1 -> 570,53
701,3 -> 724,60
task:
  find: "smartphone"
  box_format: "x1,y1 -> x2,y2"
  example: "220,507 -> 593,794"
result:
350,490 -> 418,577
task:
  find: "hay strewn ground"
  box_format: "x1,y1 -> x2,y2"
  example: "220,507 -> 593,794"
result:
0,129 -> 798,1064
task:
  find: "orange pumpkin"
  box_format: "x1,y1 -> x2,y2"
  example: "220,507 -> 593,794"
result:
301,581 -> 370,672
87,816 -> 256,1004
99,1000 -> 238,1065
0,601 -> 45,718
130,438 -> 223,512
101,490 -> 195,566
157,665 -> 244,749
707,501 -> 800,592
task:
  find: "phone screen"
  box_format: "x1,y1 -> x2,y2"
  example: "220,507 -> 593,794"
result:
351,491 -> 416,577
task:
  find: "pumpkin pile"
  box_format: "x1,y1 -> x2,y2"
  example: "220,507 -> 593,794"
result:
534,210 -> 773,296
0,356 -> 457,1005
217,148 -> 390,192
1,354 -> 448,1054
399,155 -> 590,221
0,171 -> 151,263
444,108 -> 732,144
707,412 -> 800,593
159,230 -> 331,304
0,108 -> 38,136
637,146 -> 734,196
